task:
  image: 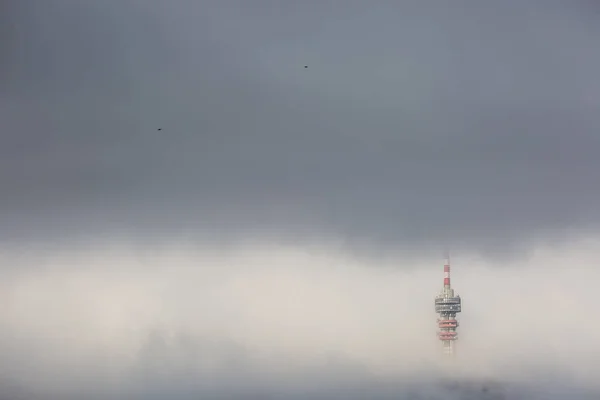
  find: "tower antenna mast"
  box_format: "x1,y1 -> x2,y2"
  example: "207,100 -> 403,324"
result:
434,251 -> 462,356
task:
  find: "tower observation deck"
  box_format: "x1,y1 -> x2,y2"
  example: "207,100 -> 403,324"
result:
434,254 -> 461,356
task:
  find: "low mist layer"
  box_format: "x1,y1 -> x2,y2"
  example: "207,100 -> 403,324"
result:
0,238 -> 597,399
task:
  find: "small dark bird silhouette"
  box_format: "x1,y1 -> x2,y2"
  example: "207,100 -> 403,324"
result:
304,65 -> 308,68
157,128 -> 162,131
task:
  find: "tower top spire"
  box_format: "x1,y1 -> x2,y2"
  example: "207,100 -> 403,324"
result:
443,253 -> 451,289
435,252 -> 461,356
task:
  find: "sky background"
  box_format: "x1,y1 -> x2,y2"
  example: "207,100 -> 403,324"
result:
3,0 -> 600,256
2,1 -> 600,399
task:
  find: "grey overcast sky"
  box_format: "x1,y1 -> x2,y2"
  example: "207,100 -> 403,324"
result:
3,0 -> 600,256
4,3 -> 600,399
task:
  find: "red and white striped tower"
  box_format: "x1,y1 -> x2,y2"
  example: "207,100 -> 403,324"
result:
444,256 -> 451,289
435,252 -> 462,356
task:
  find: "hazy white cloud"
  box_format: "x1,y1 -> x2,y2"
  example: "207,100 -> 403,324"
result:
0,239 -> 597,398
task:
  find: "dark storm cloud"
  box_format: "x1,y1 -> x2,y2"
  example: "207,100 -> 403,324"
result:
3,0 -> 600,254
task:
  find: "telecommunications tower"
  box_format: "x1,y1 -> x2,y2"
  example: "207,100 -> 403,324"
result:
434,253 -> 461,356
